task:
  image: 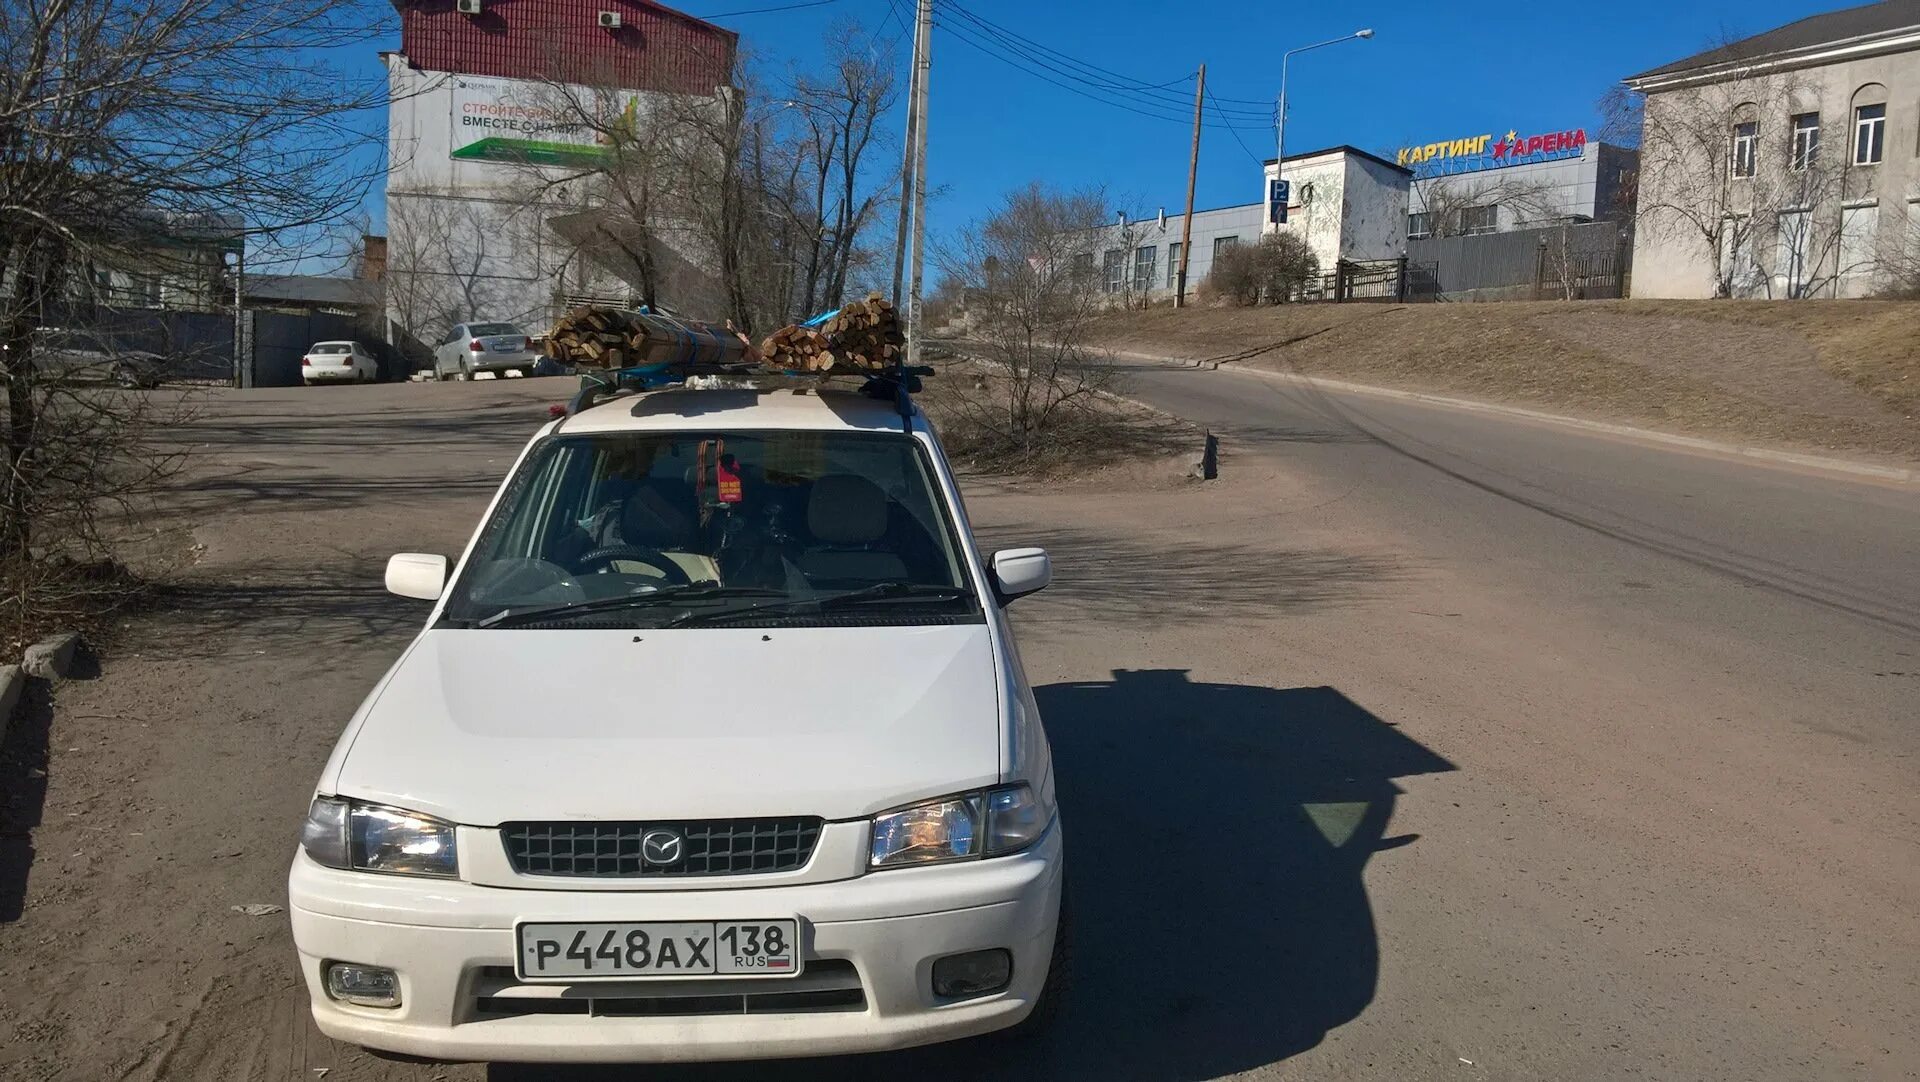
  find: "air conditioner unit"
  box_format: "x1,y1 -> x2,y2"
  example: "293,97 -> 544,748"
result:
456,0 -> 482,14
597,10 -> 622,27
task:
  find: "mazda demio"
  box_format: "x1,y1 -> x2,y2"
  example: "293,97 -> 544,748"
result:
288,383 -> 1066,1063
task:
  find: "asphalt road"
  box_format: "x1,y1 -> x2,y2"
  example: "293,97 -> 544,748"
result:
0,376 -> 1914,1082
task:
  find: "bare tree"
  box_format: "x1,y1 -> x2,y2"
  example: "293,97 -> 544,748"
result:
788,26 -> 899,314
1412,173 -> 1511,239
1620,54 -> 1853,299
0,0 -> 384,628
935,183 -> 1117,460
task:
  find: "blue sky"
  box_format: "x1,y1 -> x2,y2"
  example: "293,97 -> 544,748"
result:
339,0 -> 1856,249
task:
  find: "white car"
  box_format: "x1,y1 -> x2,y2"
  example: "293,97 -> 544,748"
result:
302,341 -> 378,384
432,321 -> 540,381
288,383 -> 1066,1064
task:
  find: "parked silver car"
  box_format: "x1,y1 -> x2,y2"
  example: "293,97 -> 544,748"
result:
431,322 -> 540,381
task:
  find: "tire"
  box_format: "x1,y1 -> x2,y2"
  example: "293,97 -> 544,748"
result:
456,362 -> 472,382
519,366 -> 536,379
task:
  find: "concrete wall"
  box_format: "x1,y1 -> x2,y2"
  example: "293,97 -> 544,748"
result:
1343,154 -> 1414,261
1631,45 -> 1920,299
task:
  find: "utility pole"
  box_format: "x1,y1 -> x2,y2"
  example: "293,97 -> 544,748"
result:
905,0 -> 932,367
889,2 -> 925,304
1175,64 -> 1204,307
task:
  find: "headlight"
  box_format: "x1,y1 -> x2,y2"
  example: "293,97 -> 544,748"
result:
870,784 -> 1050,869
301,797 -> 460,878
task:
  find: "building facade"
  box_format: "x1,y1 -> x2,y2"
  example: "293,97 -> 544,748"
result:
1625,2 -> 1920,299
383,0 -> 735,350
1260,146 -> 1413,267
1397,127 -> 1639,238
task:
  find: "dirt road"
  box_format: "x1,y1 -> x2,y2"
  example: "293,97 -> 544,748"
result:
0,378 -> 1914,1081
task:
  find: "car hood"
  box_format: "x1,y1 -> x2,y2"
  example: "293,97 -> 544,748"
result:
330,625 -> 1003,823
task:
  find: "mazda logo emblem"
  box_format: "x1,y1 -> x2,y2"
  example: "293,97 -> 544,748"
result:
641,829 -> 684,866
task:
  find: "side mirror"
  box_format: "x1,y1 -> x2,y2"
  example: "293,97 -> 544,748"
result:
385,553 -> 449,601
989,547 -> 1052,604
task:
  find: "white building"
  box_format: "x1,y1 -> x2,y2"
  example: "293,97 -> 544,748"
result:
1394,126 -> 1639,237
381,0 -> 736,352
1625,1 -> 1920,299
1260,145 -> 1414,268
1066,145 -> 1411,304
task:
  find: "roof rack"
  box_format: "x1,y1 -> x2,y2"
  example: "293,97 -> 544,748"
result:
561,360 -> 933,431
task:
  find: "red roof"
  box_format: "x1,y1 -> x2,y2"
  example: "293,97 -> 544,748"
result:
396,0 -> 736,94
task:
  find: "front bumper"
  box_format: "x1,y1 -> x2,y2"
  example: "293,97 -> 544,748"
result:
287,826 -> 1062,1063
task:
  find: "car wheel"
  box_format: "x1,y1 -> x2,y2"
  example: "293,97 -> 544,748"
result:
457,362 -> 472,382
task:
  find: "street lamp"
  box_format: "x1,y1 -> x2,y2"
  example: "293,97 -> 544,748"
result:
1273,28 -> 1374,222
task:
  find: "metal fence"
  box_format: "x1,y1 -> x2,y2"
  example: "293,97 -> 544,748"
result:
1407,221 -> 1632,301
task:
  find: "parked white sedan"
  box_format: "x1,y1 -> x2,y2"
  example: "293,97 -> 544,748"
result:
289,384 -> 1066,1064
302,341 -> 377,385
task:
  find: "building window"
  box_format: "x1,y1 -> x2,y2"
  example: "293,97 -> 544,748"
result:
1839,204 -> 1877,277
1732,121 -> 1757,178
1458,204 -> 1498,236
1408,211 -> 1433,240
1102,248 -> 1125,294
1132,245 -> 1157,292
1166,242 -> 1182,288
1852,103 -> 1885,165
1790,112 -> 1820,171
1212,235 -> 1240,259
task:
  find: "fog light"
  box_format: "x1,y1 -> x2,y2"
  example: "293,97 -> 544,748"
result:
931,949 -> 1012,999
326,962 -> 401,1008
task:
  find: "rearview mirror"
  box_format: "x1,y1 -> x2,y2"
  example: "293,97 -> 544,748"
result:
989,548 -> 1052,604
385,553 -> 449,601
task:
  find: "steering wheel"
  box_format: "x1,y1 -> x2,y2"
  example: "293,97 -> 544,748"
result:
572,545 -> 694,585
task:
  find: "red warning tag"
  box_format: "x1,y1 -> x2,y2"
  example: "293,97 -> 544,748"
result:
716,455 -> 743,503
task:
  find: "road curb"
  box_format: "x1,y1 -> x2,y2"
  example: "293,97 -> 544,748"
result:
1103,347 -> 1918,485
23,631 -> 81,679
0,665 -> 21,742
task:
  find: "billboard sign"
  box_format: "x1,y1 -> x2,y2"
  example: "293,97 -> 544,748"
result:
1395,127 -> 1588,179
449,75 -> 642,167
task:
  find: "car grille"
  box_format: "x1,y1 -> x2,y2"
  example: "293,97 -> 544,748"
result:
500,818 -> 823,877
468,960 -> 865,1019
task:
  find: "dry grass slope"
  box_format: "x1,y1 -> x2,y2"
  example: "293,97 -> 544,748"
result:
1088,300 -> 1920,460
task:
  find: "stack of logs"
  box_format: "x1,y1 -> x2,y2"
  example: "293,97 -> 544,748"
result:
759,292 -> 905,373
757,324 -> 834,371
544,307 -> 746,370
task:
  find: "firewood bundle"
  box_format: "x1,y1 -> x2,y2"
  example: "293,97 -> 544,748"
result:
758,324 -> 836,372
546,306 -> 747,370
821,293 -> 905,372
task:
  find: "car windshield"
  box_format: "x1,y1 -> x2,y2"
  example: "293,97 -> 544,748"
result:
440,429 -> 980,628
468,323 -> 520,337
311,343 -> 350,354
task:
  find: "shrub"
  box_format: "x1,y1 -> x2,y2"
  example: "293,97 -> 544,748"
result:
1206,233 -> 1321,306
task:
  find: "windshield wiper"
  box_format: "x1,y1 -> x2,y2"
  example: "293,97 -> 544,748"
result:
666,583 -> 973,627
464,584 -> 784,629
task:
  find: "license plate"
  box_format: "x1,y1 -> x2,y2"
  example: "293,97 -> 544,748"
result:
514,920 -> 801,981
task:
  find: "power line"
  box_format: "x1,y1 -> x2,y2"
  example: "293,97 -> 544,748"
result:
694,0 -> 843,17
935,0 -> 1270,116
1207,84 -> 1267,164
930,8 -> 1270,130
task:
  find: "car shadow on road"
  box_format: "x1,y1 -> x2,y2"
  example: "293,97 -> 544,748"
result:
485,669 -> 1453,1082
0,678 -> 55,923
